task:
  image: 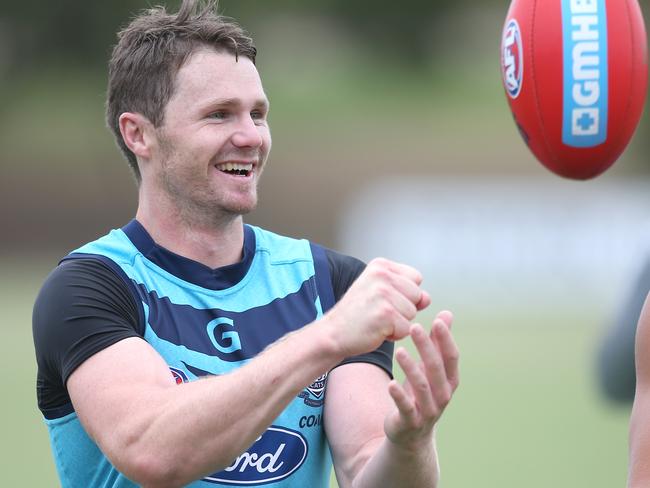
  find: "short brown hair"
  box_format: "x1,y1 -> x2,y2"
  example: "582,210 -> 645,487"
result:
106,0 -> 257,181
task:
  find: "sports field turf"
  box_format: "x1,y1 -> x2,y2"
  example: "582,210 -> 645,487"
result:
1,258 -> 629,487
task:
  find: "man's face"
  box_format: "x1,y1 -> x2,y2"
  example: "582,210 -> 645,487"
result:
150,48 -> 271,220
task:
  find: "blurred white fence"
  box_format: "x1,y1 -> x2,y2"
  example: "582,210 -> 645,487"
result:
339,177 -> 650,311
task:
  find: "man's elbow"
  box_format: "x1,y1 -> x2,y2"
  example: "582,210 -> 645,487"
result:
115,449 -> 186,488
101,430 -> 198,488
106,436 -> 237,487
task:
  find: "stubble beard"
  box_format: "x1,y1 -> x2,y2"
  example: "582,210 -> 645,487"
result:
158,148 -> 260,230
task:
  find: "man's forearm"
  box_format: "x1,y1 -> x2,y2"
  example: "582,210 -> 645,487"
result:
351,436 -> 440,488
107,321 -> 345,487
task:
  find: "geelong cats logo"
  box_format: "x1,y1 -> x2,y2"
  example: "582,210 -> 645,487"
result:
298,373 -> 328,407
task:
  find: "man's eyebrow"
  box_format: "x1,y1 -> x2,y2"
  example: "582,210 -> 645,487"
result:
201,97 -> 270,111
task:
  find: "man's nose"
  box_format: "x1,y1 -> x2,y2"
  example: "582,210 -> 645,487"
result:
231,116 -> 264,148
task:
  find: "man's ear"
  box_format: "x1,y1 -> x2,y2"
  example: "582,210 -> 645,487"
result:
119,112 -> 154,160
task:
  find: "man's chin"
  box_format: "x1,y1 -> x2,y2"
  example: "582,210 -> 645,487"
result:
220,200 -> 257,217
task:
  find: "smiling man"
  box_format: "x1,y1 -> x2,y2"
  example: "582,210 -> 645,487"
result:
32,1 -> 459,487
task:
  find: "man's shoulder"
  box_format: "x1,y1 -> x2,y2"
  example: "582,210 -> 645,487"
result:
37,257 -> 131,307
69,226 -> 137,262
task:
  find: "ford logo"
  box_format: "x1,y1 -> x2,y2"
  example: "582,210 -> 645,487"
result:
502,19 -> 524,99
203,426 -> 308,485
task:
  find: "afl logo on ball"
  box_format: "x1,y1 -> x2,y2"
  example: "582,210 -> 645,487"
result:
502,19 -> 524,99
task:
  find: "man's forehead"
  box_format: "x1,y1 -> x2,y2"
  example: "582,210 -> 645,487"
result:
176,48 -> 259,85
169,48 -> 267,109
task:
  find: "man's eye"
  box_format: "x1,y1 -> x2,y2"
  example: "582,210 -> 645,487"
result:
251,111 -> 267,125
210,111 -> 227,119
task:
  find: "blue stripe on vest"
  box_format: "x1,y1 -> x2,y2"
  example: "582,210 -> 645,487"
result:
137,276 -> 318,362
310,243 -> 335,313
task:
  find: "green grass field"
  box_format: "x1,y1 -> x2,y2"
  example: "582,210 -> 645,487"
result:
0,258 -> 630,487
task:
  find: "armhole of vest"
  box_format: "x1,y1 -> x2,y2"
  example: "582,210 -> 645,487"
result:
62,253 -> 146,336
310,243 -> 336,313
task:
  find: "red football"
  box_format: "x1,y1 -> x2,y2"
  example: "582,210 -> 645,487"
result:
500,0 -> 648,179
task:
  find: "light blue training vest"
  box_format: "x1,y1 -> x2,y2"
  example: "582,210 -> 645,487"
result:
46,220 -> 335,488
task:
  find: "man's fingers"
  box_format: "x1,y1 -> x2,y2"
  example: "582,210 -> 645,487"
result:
411,324 -> 450,408
433,319 -> 460,389
382,270 -> 425,311
435,310 -> 454,329
367,258 -> 425,301
386,315 -> 413,342
387,280 -> 420,321
363,259 -> 430,332
396,346 -> 437,420
387,379 -> 419,427
378,258 -> 423,286
417,290 -> 432,311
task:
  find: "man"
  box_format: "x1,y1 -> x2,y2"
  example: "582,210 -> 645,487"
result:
629,294 -> 650,486
32,1 -> 459,487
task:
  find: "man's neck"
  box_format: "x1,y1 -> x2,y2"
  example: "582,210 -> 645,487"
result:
135,206 -> 245,270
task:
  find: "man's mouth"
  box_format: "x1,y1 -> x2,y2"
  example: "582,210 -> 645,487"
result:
215,162 -> 254,177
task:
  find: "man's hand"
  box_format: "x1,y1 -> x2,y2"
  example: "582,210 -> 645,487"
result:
325,257 -> 432,358
384,311 -> 459,450
324,310 -> 459,488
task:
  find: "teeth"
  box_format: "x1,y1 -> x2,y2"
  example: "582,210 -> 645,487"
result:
218,162 -> 253,172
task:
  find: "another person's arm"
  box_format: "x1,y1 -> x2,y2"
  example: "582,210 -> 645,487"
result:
598,258 -> 650,402
628,293 -> 650,487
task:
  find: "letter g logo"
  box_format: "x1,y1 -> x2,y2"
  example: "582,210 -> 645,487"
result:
207,317 -> 242,354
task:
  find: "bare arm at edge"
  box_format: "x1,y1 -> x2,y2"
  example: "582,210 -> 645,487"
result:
629,293 -> 650,487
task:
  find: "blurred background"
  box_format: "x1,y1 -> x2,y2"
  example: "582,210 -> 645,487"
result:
1,0 -> 649,485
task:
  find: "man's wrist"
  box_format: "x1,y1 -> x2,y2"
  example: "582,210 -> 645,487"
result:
314,313 -> 349,364
385,428 -> 437,458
